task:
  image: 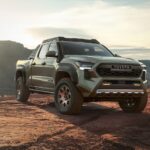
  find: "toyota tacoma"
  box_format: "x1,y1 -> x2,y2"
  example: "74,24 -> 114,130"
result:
16,37 -> 148,114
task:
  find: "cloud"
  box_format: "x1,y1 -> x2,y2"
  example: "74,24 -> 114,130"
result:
28,27 -> 91,41
26,27 -> 92,48
101,0 -> 150,7
0,0 -> 147,52
27,0 -> 150,49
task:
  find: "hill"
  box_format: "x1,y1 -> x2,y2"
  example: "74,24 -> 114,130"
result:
0,41 -> 32,95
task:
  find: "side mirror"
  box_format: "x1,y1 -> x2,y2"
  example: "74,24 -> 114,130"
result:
28,56 -> 34,60
46,51 -> 57,57
114,54 -> 121,57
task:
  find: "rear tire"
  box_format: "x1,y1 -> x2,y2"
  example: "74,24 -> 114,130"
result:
16,77 -> 30,103
119,93 -> 148,113
55,78 -> 83,115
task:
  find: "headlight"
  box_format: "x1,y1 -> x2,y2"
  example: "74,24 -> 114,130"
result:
75,61 -> 94,70
139,62 -> 147,69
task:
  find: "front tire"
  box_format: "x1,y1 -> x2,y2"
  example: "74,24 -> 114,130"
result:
119,93 -> 148,113
55,78 -> 83,115
16,77 -> 30,102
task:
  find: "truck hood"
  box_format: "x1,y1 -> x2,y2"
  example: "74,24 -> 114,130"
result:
64,55 -> 140,65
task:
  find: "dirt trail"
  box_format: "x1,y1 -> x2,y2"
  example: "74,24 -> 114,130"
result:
0,94 -> 150,150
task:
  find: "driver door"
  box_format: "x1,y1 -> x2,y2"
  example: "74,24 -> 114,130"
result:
31,43 -> 52,91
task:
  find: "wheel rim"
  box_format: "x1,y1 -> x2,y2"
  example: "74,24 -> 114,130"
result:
57,84 -> 71,108
124,98 -> 137,108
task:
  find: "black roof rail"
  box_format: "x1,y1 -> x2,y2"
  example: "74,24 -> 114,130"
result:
42,37 -> 100,44
42,37 -> 62,43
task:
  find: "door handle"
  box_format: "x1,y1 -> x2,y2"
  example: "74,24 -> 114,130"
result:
41,62 -> 46,65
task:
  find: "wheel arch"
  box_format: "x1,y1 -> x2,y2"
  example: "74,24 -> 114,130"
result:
16,66 -> 26,83
55,63 -> 78,85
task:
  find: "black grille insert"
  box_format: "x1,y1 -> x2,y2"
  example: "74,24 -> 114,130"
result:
96,64 -> 142,77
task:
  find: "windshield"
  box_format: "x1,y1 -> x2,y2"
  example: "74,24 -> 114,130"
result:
61,41 -> 113,57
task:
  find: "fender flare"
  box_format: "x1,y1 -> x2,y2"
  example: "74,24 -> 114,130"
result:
15,65 -> 26,83
55,63 -> 78,84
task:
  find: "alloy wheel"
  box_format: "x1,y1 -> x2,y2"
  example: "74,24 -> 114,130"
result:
57,84 -> 71,108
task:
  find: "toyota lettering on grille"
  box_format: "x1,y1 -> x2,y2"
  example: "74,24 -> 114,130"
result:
111,65 -> 132,71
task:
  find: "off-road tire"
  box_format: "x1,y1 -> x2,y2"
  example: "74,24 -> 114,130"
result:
55,78 -> 83,115
16,77 -> 30,103
119,93 -> 148,113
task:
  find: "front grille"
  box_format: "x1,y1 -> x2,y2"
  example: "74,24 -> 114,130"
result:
96,64 -> 142,77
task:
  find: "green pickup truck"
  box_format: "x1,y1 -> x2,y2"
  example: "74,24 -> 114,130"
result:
16,37 -> 148,114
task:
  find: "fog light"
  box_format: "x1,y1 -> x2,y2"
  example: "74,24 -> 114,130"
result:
102,82 -> 111,86
133,83 -> 141,87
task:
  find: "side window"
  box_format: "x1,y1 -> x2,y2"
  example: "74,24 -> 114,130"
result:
49,41 -> 58,53
39,43 -> 50,59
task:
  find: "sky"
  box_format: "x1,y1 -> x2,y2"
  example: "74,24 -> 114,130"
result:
0,0 -> 150,59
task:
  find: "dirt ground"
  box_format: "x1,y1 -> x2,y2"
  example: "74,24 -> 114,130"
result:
0,93 -> 150,150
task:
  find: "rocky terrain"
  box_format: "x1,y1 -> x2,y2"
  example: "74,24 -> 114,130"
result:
0,93 -> 150,150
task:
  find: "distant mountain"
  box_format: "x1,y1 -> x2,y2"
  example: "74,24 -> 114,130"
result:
111,48 -> 150,60
0,41 -> 32,95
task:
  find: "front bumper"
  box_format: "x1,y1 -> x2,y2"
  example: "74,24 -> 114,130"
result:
84,88 -> 147,102
77,69 -> 147,99
76,61 -> 147,102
